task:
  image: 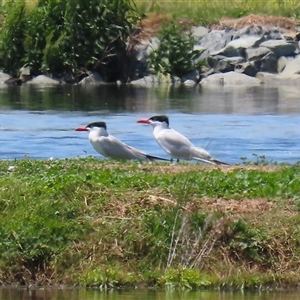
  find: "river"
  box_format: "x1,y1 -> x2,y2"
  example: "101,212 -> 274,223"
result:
1,84 -> 300,164
1,287 -> 300,300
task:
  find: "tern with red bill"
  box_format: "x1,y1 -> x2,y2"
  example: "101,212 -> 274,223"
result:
75,121 -> 169,162
137,115 -> 228,165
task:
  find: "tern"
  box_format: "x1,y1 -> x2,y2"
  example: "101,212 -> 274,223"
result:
137,115 -> 228,165
75,121 -> 169,162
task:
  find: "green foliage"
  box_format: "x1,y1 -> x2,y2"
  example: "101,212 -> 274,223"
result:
162,267 -> 211,289
224,219 -> 273,265
0,0 -> 139,80
149,22 -> 204,77
0,0 -> 26,75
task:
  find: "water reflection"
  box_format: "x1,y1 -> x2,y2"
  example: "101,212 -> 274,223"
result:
0,288 -> 300,300
0,84 -> 299,114
1,84 -> 300,163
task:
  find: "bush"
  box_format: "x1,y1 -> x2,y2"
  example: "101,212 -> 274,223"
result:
0,0 -> 139,81
148,21 -> 204,77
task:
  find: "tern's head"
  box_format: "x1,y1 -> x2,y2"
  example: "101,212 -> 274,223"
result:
137,115 -> 169,127
75,122 -> 107,132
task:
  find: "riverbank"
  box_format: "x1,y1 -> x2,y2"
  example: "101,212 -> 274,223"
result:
1,158 -> 300,289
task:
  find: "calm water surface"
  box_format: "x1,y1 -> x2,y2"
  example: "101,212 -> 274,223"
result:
1,287 -> 300,300
1,84 -> 300,164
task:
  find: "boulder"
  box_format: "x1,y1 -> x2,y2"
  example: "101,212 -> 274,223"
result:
235,62 -> 259,77
26,75 -> 61,85
197,29 -> 236,54
278,55 -> 300,76
245,47 -> 272,61
200,71 -> 261,86
0,72 -> 11,84
260,52 -> 278,73
78,72 -> 104,85
259,40 -> 296,57
191,26 -> 209,41
213,36 -> 263,57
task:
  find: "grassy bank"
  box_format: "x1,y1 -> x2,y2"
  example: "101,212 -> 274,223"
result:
137,0 -> 300,25
1,158 -> 300,289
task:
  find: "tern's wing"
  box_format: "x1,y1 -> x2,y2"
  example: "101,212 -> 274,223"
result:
155,128 -> 195,160
99,135 -> 148,160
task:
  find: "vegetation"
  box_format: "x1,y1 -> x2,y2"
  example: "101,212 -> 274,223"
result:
0,0 -> 139,80
1,158 -> 300,289
0,0 -> 299,81
136,0 -> 300,26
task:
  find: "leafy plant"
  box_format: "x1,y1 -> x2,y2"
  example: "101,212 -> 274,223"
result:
148,21 -> 204,77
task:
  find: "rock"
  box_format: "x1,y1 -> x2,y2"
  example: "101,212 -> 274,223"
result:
257,71 -> 300,85
277,56 -> 287,73
259,40 -> 296,57
245,47 -> 272,61
0,72 -> 11,83
182,70 -> 199,83
218,56 -> 245,72
213,36 -> 262,57
278,55 -> 300,76
197,29 -> 236,54
78,72 -> 104,85
191,26 -> 209,41
5,78 -> 22,85
235,62 -> 259,77
130,74 -> 172,86
236,25 -> 264,38
19,66 -> 32,82
207,56 -> 245,72
200,71 -> 261,86
260,52 -> 278,73
183,79 -> 196,86
26,75 -> 61,85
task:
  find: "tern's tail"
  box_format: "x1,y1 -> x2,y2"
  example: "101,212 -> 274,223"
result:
210,158 -> 229,165
145,154 -> 170,162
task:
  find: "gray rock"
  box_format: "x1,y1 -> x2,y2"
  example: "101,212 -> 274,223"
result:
130,74 -> 172,86
277,56 -> 287,73
278,55 -> 300,76
183,79 -> 196,86
257,71 -> 300,85
259,40 -> 296,57
213,36 -> 262,57
245,47 -> 272,61
192,26 -> 209,41
236,25 -> 264,38
235,62 -> 259,77
78,72 -> 104,85
182,70 -> 199,82
261,52 -> 278,73
207,56 -> 245,72
197,29 -> 235,54
0,71 -> 11,83
26,75 -> 61,85
200,71 -> 261,86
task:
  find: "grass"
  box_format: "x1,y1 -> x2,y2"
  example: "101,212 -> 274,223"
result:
1,158 -> 300,289
136,0 -> 300,25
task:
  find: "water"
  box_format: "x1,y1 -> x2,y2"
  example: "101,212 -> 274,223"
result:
1,84 -> 300,164
0,287 -> 300,300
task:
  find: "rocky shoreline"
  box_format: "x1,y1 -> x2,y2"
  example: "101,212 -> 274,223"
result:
2,14 -> 300,87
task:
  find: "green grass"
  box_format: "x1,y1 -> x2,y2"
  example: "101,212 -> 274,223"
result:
136,0 -> 300,25
1,158 -> 300,289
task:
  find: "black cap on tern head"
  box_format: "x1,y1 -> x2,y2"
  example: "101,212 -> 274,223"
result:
149,115 -> 169,126
87,122 -> 107,130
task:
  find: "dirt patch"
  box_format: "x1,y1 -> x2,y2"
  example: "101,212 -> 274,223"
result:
203,198 -> 273,214
215,14 -> 299,33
